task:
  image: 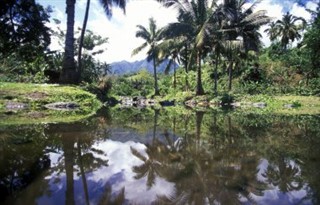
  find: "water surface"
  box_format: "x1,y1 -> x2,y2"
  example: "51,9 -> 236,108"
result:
1,107 -> 320,204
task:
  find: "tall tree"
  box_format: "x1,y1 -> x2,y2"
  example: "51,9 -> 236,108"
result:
217,0 -> 270,90
60,0 -> 77,84
158,0 -> 217,95
132,18 -> 163,96
77,0 -> 91,82
264,22 -> 278,43
272,12 -> 306,50
158,37 -> 184,89
61,0 -> 126,84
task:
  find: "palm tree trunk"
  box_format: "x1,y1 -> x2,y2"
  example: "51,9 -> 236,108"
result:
77,0 -> 91,82
214,54 -> 219,96
228,60 -> 233,91
196,50 -> 205,95
60,0 -> 79,84
153,57 -> 160,96
173,60 -> 176,89
184,44 -> 189,91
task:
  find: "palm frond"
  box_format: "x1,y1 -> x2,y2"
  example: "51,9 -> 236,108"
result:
242,0 -> 262,16
99,0 -> 126,17
135,25 -> 150,41
242,10 -> 271,26
130,146 -> 147,161
131,42 -> 148,56
223,39 -> 243,52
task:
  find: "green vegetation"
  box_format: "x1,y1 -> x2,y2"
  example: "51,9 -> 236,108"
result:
0,82 -> 102,125
0,0 -> 320,119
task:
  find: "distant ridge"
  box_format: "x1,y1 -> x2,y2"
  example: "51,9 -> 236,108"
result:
109,58 -> 178,75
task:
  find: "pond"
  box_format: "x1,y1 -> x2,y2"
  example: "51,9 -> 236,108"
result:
1,107 -> 320,205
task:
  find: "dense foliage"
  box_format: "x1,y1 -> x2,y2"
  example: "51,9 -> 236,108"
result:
0,0 -> 319,99
0,0 -> 51,82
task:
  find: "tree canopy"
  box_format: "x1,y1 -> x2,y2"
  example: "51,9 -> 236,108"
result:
0,0 -> 51,61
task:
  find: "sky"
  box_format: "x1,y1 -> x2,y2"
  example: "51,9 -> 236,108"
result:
36,0 -> 318,63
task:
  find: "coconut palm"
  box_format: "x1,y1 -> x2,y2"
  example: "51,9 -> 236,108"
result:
216,0 -> 270,90
158,37 -> 185,89
158,0 -> 218,95
160,22 -> 194,90
272,12 -> 306,50
264,21 -> 278,42
208,23 -> 225,96
61,0 -> 126,84
132,18 -> 163,96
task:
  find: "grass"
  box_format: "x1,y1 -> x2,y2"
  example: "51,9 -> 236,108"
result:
0,82 -> 102,125
234,94 -> 320,115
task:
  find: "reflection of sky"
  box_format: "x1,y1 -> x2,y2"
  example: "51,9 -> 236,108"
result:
89,140 -> 175,204
37,139 -> 175,205
14,138 -> 315,204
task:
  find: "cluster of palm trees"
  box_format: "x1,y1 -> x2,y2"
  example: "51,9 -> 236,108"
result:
133,0 -> 271,95
265,12 -> 306,50
60,0 -> 308,96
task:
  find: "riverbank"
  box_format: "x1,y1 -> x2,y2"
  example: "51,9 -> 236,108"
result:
1,82 -> 319,126
0,82 -> 102,125
116,92 -> 320,115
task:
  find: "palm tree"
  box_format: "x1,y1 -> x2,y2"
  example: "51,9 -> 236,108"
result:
61,0 -> 126,84
272,12 -> 306,50
217,0 -> 270,90
264,21 -> 278,42
77,0 -> 91,82
132,18 -> 163,96
158,0 -> 218,95
60,0 -> 77,84
160,23 -> 193,90
209,23 -> 225,96
158,37 -> 184,89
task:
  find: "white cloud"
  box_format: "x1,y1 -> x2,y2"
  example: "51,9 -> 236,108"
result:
41,0 -> 315,62
255,0 -> 314,47
85,0 -> 177,63
255,0 -> 283,47
291,3 -> 312,20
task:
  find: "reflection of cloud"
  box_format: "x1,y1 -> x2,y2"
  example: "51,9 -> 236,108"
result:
88,140 -> 175,204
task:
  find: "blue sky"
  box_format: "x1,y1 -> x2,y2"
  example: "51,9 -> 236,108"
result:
36,0 -> 318,63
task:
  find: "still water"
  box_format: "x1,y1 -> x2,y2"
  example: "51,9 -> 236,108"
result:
1,107 -> 320,205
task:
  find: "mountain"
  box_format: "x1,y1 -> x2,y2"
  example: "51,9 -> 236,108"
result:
109,58 -> 178,75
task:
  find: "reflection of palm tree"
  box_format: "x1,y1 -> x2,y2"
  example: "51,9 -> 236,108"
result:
77,139 -> 89,205
263,158 -> 303,192
195,111 -> 205,150
98,186 -> 125,205
62,135 -> 75,205
156,114 -> 268,205
130,146 -> 164,189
